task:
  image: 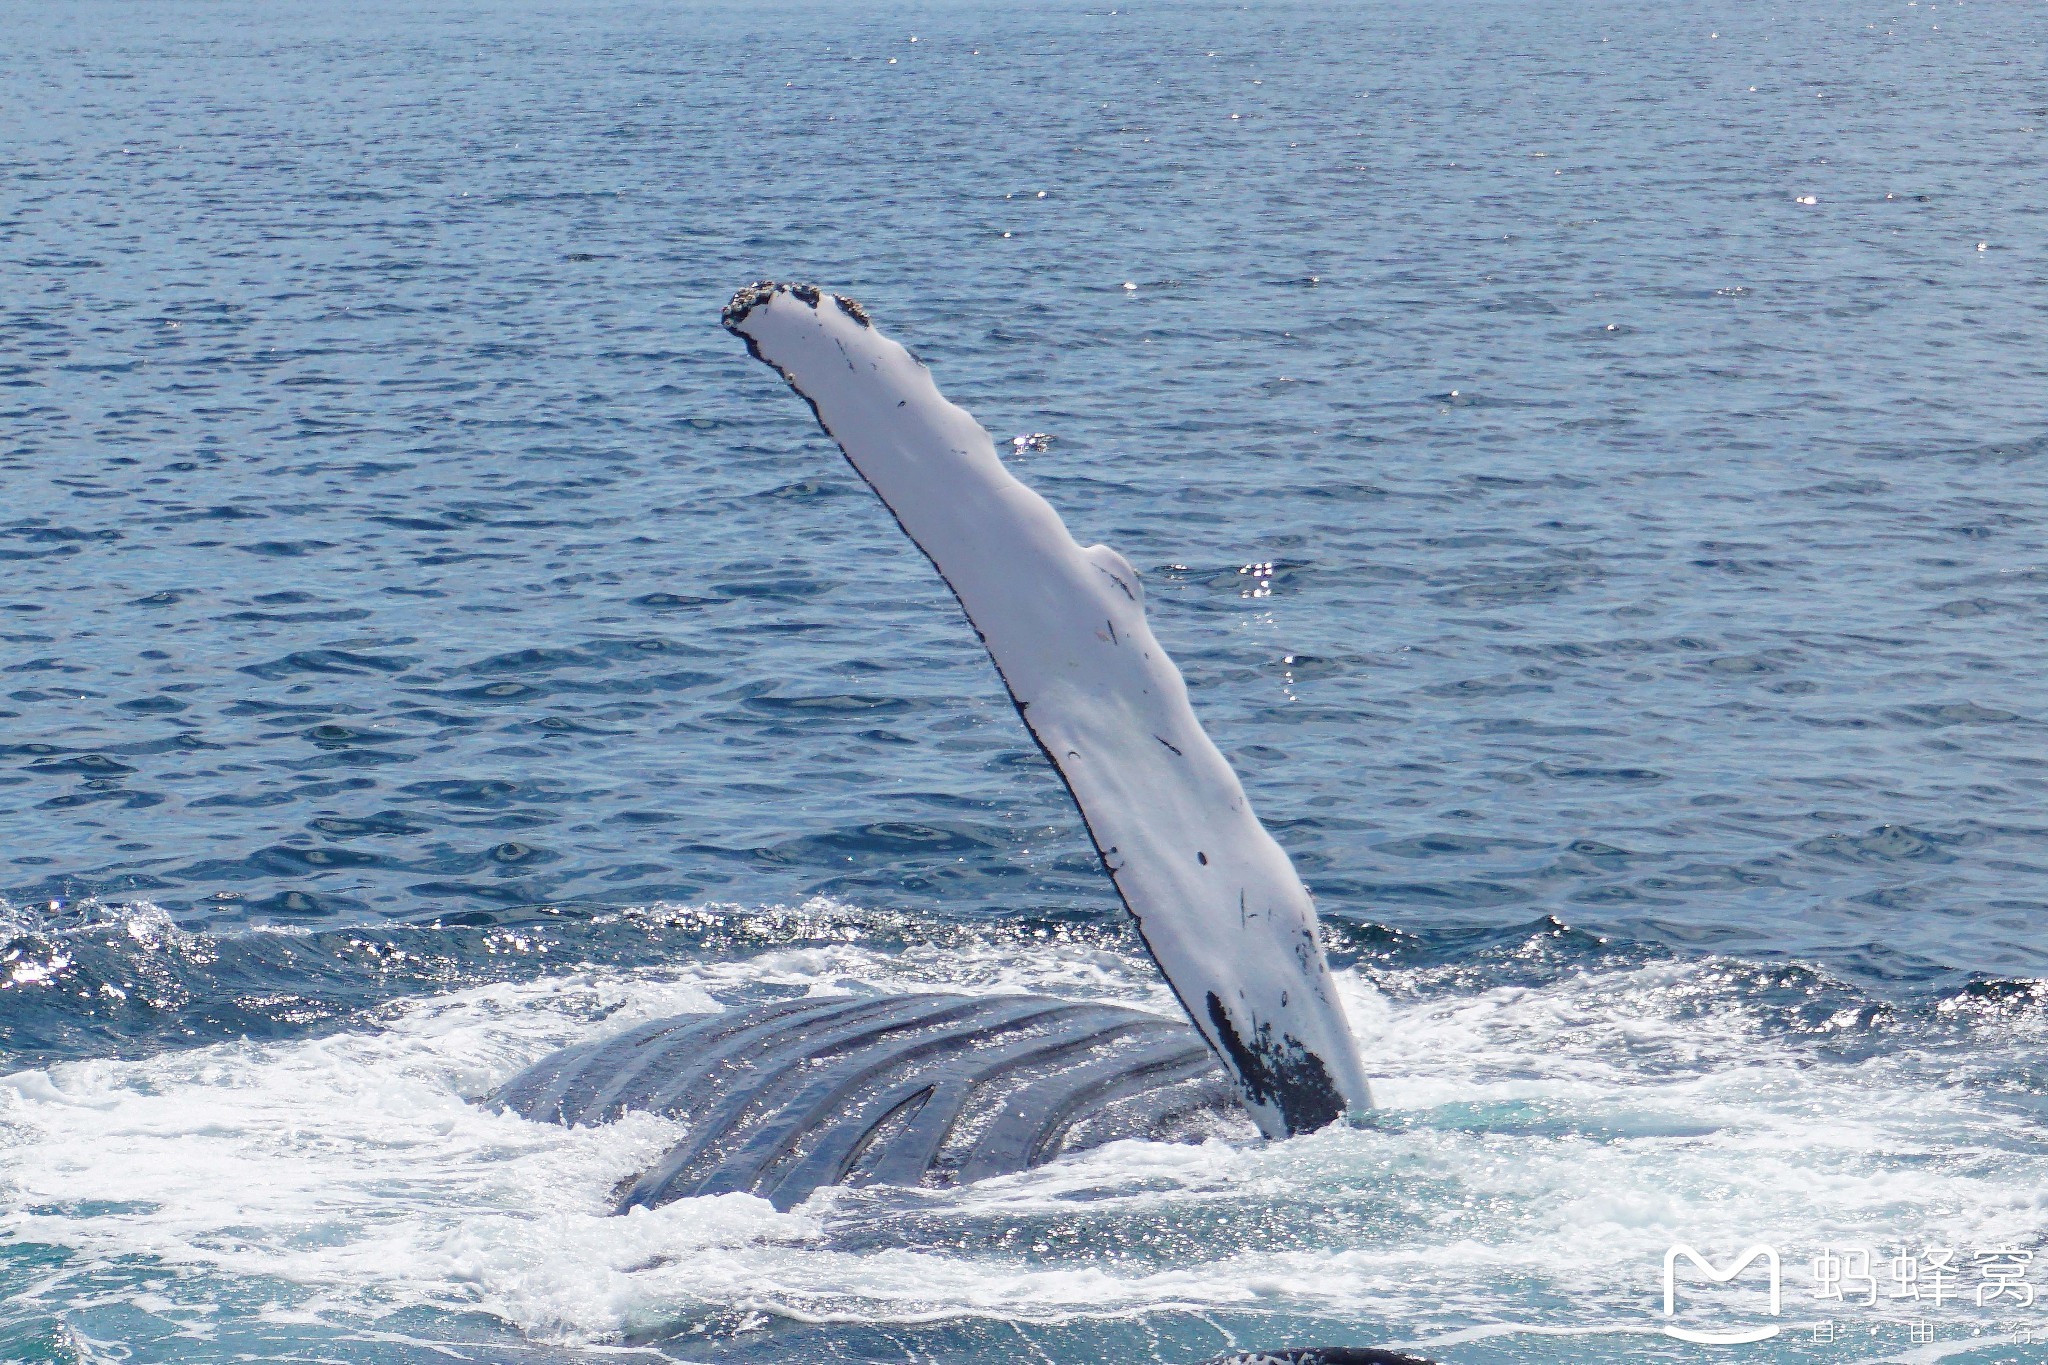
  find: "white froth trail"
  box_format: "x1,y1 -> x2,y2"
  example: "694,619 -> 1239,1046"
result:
2,914 -> 2038,1357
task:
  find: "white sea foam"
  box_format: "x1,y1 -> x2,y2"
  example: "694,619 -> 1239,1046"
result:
2,914 -> 2040,1360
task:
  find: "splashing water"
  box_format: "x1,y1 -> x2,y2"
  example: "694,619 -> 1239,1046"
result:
5,900 -> 2044,1361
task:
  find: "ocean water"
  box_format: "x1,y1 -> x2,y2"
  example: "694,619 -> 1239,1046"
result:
3,0 -> 2046,1360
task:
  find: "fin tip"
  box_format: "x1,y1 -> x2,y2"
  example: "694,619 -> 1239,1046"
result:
722,281 -> 872,335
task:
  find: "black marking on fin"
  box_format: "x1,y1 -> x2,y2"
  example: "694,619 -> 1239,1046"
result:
1204,990 -> 1343,1135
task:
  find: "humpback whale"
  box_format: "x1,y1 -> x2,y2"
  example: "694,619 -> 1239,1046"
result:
493,281 -> 1375,1211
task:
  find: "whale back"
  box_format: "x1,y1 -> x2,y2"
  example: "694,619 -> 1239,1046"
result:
490,993 -> 1247,1211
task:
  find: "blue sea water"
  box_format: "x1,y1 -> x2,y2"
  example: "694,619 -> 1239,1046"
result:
3,0 -> 2046,1360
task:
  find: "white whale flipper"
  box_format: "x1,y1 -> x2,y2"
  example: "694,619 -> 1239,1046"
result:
723,283 -> 1372,1136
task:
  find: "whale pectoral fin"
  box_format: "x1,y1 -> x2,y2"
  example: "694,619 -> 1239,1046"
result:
724,284 -> 1372,1136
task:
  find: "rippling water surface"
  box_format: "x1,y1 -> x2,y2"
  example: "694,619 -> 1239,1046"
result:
4,0 -> 2046,1361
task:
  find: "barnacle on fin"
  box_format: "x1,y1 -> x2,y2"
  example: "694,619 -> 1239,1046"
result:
723,281 -> 873,334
